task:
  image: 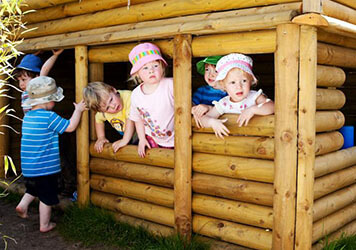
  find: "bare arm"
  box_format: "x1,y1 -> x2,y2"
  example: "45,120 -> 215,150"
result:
135,120 -> 151,157
40,49 -> 64,76
65,100 -> 86,132
199,107 -> 230,139
94,121 -> 108,153
112,119 -> 135,152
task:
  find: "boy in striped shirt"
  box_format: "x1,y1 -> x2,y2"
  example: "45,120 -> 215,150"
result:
16,76 -> 86,233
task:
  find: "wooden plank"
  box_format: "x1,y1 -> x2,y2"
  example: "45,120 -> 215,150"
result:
21,0 -> 77,11
273,23 -> 299,250
316,65 -> 346,87
173,34 -> 192,238
303,0 -> 322,13
322,0 -> 356,26
333,0 -> 356,9
318,42 -> 356,69
318,29 -> 356,50
319,15 -> 356,40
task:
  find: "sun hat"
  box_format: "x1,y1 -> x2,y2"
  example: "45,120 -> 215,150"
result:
196,55 -> 223,75
22,76 -> 64,107
16,54 -> 43,73
128,43 -> 167,75
215,53 -> 257,83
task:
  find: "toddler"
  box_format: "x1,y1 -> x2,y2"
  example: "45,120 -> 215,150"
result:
128,43 -> 174,157
83,81 -> 135,153
16,76 -> 86,232
200,53 -> 274,138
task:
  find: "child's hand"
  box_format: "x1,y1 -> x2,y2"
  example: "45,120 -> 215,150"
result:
52,49 -> 64,56
94,138 -> 109,153
192,104 -> 210,117
112,139 -> 128,153
237,107 -> 256,127
138,139 -> 151,158
210,118 -> 229,139
73,100 -> 87,112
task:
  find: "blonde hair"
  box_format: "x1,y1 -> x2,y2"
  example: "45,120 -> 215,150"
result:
83,82 -> 116,112
128,60 -> 166,85
219,68 -> 257,89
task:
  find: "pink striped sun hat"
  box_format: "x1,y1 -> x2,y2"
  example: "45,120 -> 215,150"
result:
128,42 -> 167,75
215,53 -> 257,84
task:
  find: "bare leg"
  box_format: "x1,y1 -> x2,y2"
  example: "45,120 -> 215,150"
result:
16,193 -> 35,218
39,201 -> 56,233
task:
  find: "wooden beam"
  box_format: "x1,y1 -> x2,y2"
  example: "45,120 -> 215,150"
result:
303,0 -> 322,13
316,88 -> 345,110
273,23 -> 299,250
322,0 -> 356,26
315,131 -> 343,156
0,75 -> 9,178
333,0 -> 356,9
318,29 -> 356,50
316,65 -> 346,87
173,34 -> 192,238
292,13 -> 328,26
295,25 -> 317,250
21,0 -> 77,11
319,16 -> 356,40
75,45 -> 89,207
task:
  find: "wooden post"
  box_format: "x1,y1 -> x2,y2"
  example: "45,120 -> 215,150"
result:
89,63 -> 104,141
0,74 -> 9,178
173,34 -> 192,238
273,24 -> 300,250
295,25 -> 317,250
75,46 -> 89,207
303,0 -> 322,13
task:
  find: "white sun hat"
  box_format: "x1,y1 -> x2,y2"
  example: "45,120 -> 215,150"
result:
215,53 -> 257,84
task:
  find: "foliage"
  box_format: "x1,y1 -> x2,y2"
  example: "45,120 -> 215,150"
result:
58,205 -> 210,250
321,233 -> 356,250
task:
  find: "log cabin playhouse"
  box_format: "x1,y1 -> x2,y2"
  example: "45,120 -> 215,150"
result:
1,0 -> 356,249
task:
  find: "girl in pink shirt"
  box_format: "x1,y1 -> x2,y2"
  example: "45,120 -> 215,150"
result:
128,43 -> 174,157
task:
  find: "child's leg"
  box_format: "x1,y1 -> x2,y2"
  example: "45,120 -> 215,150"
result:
16,193 -> 35,218
39,201 -> 56,233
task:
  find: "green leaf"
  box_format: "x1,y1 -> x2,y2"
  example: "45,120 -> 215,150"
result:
0,103 -> 10,114
8,155 -> 17,176
4,155 -> 9,177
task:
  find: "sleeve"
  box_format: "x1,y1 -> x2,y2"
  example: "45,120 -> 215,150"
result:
95,112 -> 106,124
212,98 -> 225,115
192,87 -> 203,105
48,112 -> 70,134
252,89 -> 263,103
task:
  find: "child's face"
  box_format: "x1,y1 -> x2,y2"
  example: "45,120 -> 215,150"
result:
138,60 -> 163,85
99,91 -> 123,114
17,73 -> 32,91
223,68 -> 252,103
204,64 -> 219,88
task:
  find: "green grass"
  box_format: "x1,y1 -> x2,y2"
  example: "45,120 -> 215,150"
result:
58,204 -> 210,250
321,233 -> 356,250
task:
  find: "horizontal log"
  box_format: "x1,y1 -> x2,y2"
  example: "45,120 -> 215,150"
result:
322,0 -> 356,26
90,158 -> 173,187
315,131 -> 344,156
193,214 -> 272,250
90,174 -> 174,207
318,29 -> 356,50
193,194 -> 273,228
91,190 -> 174,226
320,15 -> 356,40
193,152 -> 274,183
192,173 -> 273,206
312,203 -> 356,243
318,42 -> 356,69
89,143 -> 174,168
314,111 -> 344,132
317,65 -> 346,87
333,0 -> 356,9
314,165 -> 356,199
21,0 -> 76,11
315,147 -> 356,177
313,183 -> 356,221
316,88 -> 346,110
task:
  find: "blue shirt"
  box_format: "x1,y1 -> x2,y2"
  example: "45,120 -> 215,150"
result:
192,85 -> 227,106
21,109 -> 69,177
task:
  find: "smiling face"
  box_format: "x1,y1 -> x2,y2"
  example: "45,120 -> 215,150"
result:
222,68 -> 253,103
204,63 -> 219,88
99,91 -> 123,114
138,60 -> 164,85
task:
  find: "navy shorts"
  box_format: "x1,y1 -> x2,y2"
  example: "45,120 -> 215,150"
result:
24,173 -> 60,206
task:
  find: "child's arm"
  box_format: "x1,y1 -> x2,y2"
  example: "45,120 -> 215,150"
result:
135,120 -> 151,158
94,122 -> 109,153
65,100 -> 87,132
112,119 -> 135,153
40,49 -> 64,76
237,95 -> 275,127
192,104 -> 213,128
199,107 -> 230,139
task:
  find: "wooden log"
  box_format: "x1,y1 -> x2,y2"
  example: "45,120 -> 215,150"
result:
173,34 -> 192,237
91,190 -> 174,227
192,133 -> 274,160
315,147 -> 356,177
89,143 -> 174,168
0,75 -> 9,178
315,111 -> 344,132
192,194 -> 273,229
292,13 -> 328,27
315,131 -> 343,156
88,62 -> 103,141
316,65 -> 346,87
273,23 -> 299,250
312,203 -> 356,243
193,152 -> 274,183
193,214 -> 272,250
318,29 -> 356,50
303,0 -> 322,13
316,88 -> 346,110
320,15 -> 356,40
75,45 -> 89,207
295,25 -> 317,250
21,0 -> 76,11
23,0 -> 156,24
322,0 -> 356,26
313,183 -> 356,222
314,165 -> 356,199
90,157 -> 174,187
333,0 -> 356,9
318,42 -> 356,69
192,173 -> 273,206
90,174 -> 174,208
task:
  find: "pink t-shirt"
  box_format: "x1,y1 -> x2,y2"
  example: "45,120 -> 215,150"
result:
129,77 -> 174,147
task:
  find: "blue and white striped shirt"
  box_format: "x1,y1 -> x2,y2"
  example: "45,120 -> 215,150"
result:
21,109 -> 70,177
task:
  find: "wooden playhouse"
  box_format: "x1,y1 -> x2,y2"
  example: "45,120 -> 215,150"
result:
1,0 -> 356,249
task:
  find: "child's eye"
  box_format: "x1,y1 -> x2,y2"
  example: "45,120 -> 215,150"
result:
143,66 -> 148,70
230,81 -> 235,85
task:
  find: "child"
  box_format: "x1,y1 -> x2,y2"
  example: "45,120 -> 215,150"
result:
200,53 -> 274,139
16,76 -> 86,232
83,81 -> 135,153
192,55 -> 227,127
128,43 -> 174,157
15,49 -> 63,114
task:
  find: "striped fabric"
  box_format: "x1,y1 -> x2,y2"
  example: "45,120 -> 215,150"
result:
21,91 -> 32,114
21,109 -> 69,177
131,49 -> 160,65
